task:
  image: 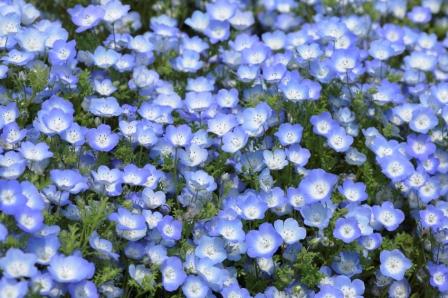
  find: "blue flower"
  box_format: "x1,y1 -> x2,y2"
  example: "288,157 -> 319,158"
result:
326,126 -> 353,152
338,179 -> 368,203
0,13 -> 21,36
331,251 -> 362,277
372,80 -> 404,105
229,10 -> 254,30
115,54 -> 136,72
132,68 -> 159,90
431,82 -> 448,106
286,145 -> 310,167
274,218 -> 306,244
165,124 -> 193,147
60,123 -> 86,146
86,124 -> 119,152
420,205 -> 445,230
49,253 -> 95,283
109,207 -> 147,241
0,102 -> 19,125
315,285 -> 344,298
310,112 -> 338,137
19,141 -> 53,162
206,0 -> 237,21
409,107 -> 438,134
372,202 -> 405,232
179,144 -> 208,167
262,30 -> 286,51
196,257 -> 226,289
185,11 -> 210,32
262,63 -> 286,83
0,64 -> 8,79
275,123 -> 303,146
380,249 -> 412,280
242,102 -> 272,135
0,248 -> 38,278
122,164 -> 150,186
195,235 -> 227,264
0,278 -> 28,298
185,91 -> 214,113
157,215 -> 182,241
15,28 -> 46,52
300,202 -> 334,229
68,4 -> 104,33
92,46 -> 120,69
175,50 -> 204,73
405,134 -> 436,161
216,88 -> 239,108
30,272 -> 54,296
103,0 -> 130,23
92,165 -> 122,185
68,280 -> 99,298
0,151 -> 26,179
222,127 -> 248,153
297,43 -> 322,62
14,207 -> 44,233
182,275 -> 209,298
160,256 -> 187,292
89,231 -> 119,261
238,192 -> 268,220
369,39 -> 395,61
207,113 -> 238,136
185,170 -> 217,193
48,40 -> 77,65
331,48 -> 359,73
150,15 -> 179,37
333,217 -> 361,243
263,149 -> 288,170
0,180 -> 26,215
359,233 -> 383,251
27,236 -> 60,265
42,185 -> 70,206
221,284 -> 251,298
215,218 -> 245,242
428,262 -> 448,292
129,35 -> 153,54
346,205 -> 373,236
1,122 -> 27,145
404,51 -> 437,72
378,154 -> 414,183
280,78 -> 309,102
124,242 -> 145,260
1,49 -> 35,66
246,223 -> 282,258
334,275 -> 365,297
236,64 -> 259,82
407,6 -> 432,23
205,21 -> 230,44
35,107 -> 74,135
181,36 -> 209,54
299,169 -> 338,203
50,169 -> 88,194
242,42 -> 270,65
88,97 -> 122,117
146,243 -> 168,265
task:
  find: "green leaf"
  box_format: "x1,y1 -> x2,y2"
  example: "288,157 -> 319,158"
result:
94,265 -> 122,285
59,224 -> 81,255
294,248 -> 325,289
27,65 -> 49,95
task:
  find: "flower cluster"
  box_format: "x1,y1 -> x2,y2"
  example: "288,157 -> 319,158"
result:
0,0 -> 448,297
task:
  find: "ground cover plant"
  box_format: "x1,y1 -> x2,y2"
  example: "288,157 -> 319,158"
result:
0,0 -> 448,297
